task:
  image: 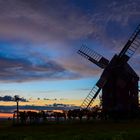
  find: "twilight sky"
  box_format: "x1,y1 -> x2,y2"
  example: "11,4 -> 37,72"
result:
0,0 -> 140,106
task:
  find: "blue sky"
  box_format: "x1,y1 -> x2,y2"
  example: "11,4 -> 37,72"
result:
0,0 -> 140,104
0,77 -> 98,99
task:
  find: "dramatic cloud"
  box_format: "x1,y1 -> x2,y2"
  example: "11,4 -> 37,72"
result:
0,0 -> 140,82
0,0 -> 96,42
0,0 -> 139,44
0,51 -> 81,82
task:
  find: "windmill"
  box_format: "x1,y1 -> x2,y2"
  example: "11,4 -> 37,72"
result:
78,25 -> 140,117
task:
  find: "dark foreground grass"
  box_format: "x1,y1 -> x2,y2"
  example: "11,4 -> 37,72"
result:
0,120 -> 140,140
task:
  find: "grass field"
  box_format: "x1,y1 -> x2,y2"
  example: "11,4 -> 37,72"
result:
0,120 -> 140,140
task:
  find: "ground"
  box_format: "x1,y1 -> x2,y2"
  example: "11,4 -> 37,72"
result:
0,120 -> 140,140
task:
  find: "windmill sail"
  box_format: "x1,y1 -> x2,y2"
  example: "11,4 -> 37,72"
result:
80,55 -> 117,109
81,76 -> 107,109
118,24 -> 140,62
78,45 -> 109,69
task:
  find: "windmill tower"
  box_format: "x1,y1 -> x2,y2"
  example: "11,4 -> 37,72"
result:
78,25 -> 140,118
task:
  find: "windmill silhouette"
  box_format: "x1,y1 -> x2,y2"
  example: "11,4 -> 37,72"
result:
78,25 -> 140,117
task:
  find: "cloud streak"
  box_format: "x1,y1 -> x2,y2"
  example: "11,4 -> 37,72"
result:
0,52 -> 81,82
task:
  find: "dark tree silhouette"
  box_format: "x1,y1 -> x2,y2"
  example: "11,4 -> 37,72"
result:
14,95 -> 20,124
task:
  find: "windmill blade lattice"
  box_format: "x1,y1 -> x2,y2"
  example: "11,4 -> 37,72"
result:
78,45 -> 109,69
81,84 -> 101,109
80,76 -> 107,109
119,24 -> 140,61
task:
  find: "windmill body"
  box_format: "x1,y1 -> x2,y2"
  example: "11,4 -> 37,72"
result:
101,55 -> 139,118
78,25 -> 140,118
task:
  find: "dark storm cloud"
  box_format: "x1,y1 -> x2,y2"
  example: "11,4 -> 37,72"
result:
0,0 -> 140,82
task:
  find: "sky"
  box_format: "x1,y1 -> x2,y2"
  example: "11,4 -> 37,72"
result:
0,0 -> 140,107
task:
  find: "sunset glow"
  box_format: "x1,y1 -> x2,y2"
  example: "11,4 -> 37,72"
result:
0,113 -> 13,118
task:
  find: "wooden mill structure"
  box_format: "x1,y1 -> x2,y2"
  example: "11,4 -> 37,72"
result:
78,25 -> 140,118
